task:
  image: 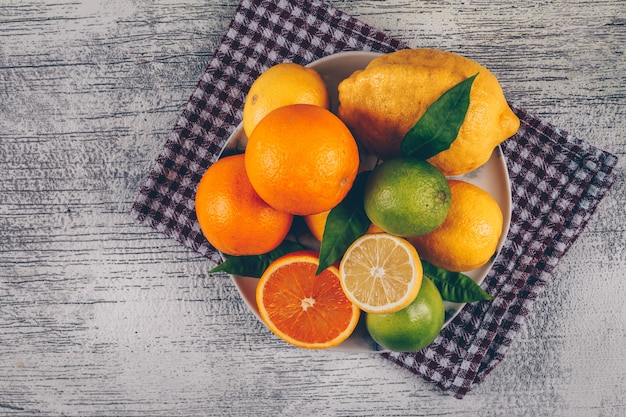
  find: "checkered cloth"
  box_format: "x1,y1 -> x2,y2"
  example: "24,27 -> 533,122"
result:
130,0 -> 617,398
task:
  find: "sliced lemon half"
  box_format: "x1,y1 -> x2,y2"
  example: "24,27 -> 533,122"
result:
339,233 -> 423,314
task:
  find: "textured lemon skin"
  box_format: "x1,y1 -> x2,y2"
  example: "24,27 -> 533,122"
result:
338,48 -> 520,176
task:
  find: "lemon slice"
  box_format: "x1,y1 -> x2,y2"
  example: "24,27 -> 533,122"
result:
339,233 -> 423,314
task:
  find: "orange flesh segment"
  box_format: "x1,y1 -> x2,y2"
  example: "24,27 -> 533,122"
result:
257,254 -> 360,348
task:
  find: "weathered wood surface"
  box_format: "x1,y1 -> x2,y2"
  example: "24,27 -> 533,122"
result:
1,1 -> 624,415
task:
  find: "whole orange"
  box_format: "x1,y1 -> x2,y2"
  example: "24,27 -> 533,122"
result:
195,154 -> 293,256
245,104 -> 360,216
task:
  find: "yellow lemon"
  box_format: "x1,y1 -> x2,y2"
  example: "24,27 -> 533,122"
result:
243,62 -> 329,137
408,180 -> 504,272
338,48 -> 520,176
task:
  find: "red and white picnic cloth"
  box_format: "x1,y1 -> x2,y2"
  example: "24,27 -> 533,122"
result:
130,0 -> 618,398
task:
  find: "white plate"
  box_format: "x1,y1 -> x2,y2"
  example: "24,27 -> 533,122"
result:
218,51 -> 512,352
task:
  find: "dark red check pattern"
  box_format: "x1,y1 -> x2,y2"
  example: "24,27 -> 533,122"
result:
130,0 -> 618,398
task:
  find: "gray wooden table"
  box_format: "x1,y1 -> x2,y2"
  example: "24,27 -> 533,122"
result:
1,1 -> 624,416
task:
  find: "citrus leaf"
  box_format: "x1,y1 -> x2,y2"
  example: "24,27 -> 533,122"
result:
316,172 -> 371,275
422,259 -> 495,303
401,73 -> 478,159
209,240 -> 305,278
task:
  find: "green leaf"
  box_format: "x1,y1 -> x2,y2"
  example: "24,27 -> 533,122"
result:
422,259 -> 495,303
316,171 -> 371,275
401,73 -> 478,159
208,240 -> 305,278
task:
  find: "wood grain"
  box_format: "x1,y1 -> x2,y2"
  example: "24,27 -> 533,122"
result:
1,0 -> 624,415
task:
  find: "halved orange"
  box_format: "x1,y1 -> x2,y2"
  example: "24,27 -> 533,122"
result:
339,233 -> 423,314
256,250 -> 360,349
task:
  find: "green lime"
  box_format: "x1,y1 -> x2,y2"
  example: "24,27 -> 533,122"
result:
366,276 -> 444,352
363,158 -> 451,237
